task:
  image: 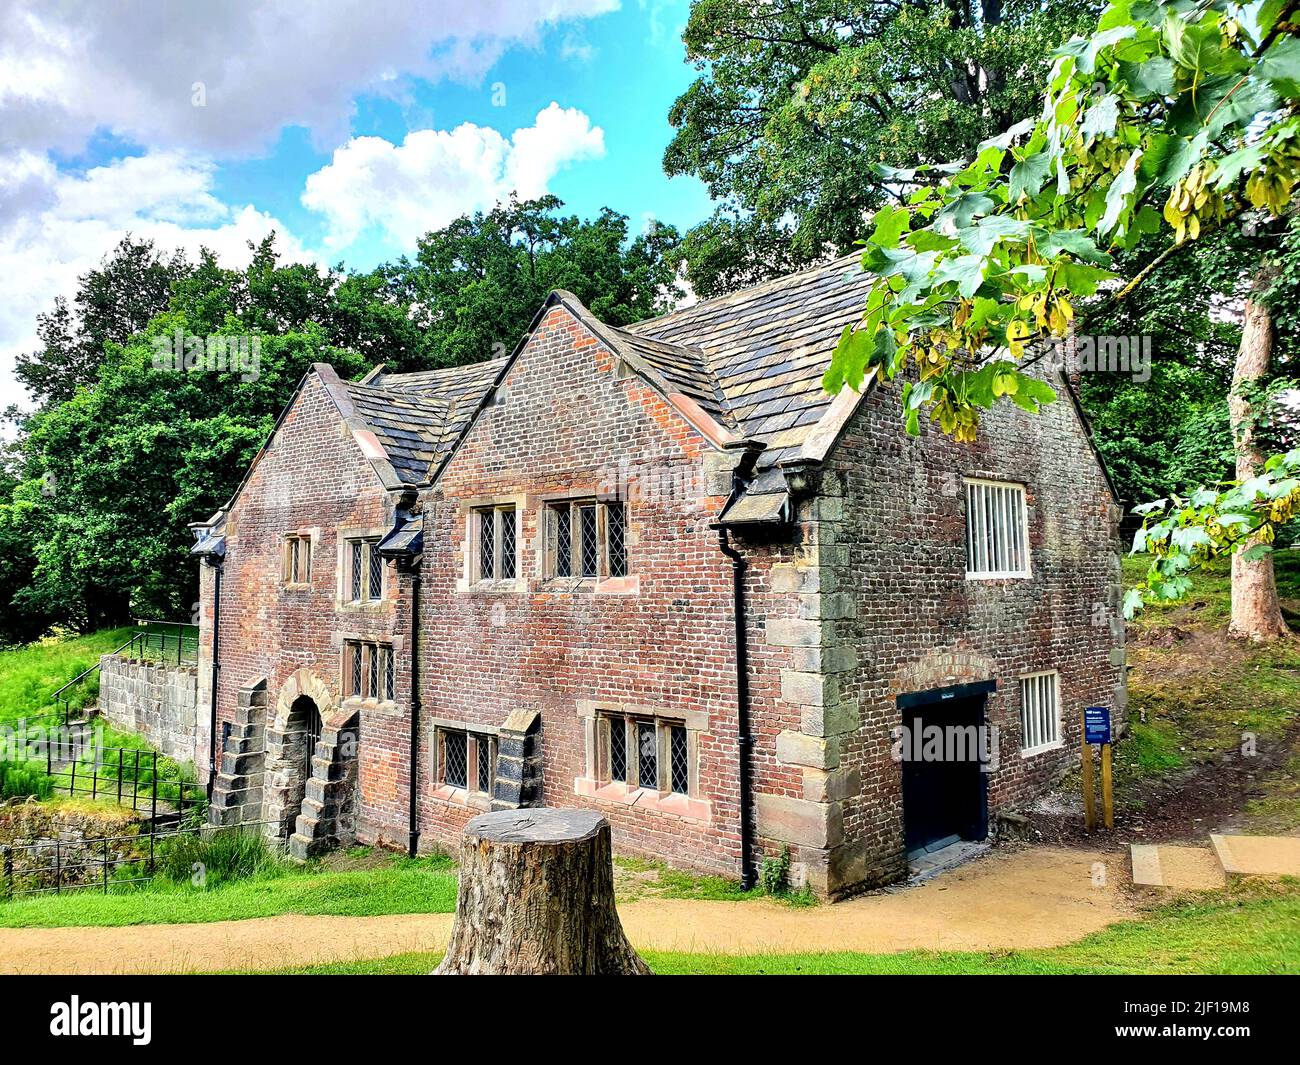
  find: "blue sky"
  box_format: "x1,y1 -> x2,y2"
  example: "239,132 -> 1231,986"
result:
0,0 -> 716,408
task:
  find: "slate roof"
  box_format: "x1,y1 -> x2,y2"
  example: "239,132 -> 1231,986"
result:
342,358 -> 506,485
335,254 -> 873,506
626,252 -> 871,469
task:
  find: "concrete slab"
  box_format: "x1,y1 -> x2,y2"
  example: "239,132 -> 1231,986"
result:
1211,834 -> 1300,879
1130,844 -> 1163,886
1131,844 -> 1226,890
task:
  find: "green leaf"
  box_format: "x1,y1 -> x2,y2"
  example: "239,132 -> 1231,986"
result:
1119,56 -> 1176,98
1009,151 -> 1052,202
960,215 -> 1032,257
1038,228 -> 1112,265
1258,36 -> 1300,95
1122,587 -> 1146,619
869,204 -> 910,250
1081,94 -> 1121,138
933,192 -> 995,236
1241,543 -> 1274,562
934,254 -> 987,298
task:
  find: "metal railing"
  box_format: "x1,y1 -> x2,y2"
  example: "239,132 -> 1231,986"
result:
1,818 -> 281,900
44,742 -> 206,823
46,620 -> 199,725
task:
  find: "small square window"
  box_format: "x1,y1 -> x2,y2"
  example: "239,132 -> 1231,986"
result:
609,718 -> 627,783
669,724 -> 689,795
597,713 -> 693,795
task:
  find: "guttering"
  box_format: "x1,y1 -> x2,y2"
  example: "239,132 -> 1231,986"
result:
406,565 -> 423,858
716,527 -> 756,891
205,560 -> 222,800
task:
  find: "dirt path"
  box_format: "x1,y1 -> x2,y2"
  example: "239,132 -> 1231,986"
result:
0,847 -> 1133,974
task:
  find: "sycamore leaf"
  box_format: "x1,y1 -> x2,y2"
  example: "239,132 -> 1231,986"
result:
1258,36 -> 1300,95
1081,93 -> 1121,138
1122,587 -> 1146,619
1241,543 -> 1274,561
1009,151 -> 1052,202
934,254 -> 987,298
1119,56 -> 1176,98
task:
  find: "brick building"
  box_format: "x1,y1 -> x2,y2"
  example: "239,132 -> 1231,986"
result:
189,254 -> 1125,897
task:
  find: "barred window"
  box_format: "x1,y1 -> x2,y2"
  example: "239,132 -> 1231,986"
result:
598,712 -> 693,796
546,500 -> 630,580
964,479 -> 1029,578
346,538 -> 383,601
1020,671 -> 1061,754
283,534 -> 312,584
473,505 -> 517,581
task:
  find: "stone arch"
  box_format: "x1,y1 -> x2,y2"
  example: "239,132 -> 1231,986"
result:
263,669 -> 337,844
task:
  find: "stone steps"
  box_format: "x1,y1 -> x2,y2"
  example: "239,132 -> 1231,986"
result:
1131,834 -> 1300,888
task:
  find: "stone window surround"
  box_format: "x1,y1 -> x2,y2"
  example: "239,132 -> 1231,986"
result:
335,631 -> 404,718
536,491 -> 637,595
281,527 -> 319,590
458,493 -> 527,594
574,699 -> 710,823
429,716 -> 500,810
456,490 -> 638,596
336,524 -> 390,613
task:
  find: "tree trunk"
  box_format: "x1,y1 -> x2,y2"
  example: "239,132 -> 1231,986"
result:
434,808 -> 651,975
1228,285 -> 1290,641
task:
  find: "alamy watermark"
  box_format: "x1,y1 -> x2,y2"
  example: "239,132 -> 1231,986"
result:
151,330 -> 261,382
891,718 -> 1001,773
1033,334 -> 1153,383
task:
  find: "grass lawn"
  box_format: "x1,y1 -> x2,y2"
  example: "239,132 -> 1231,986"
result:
253,882 -> 1300,975
0,851 -> 458,928
0,626 -> 134,726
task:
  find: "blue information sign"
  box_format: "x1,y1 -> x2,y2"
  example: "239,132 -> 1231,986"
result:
1084,706 -> 1111,745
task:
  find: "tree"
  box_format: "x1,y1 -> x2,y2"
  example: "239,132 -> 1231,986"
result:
665,0 -> 1099,295
822,0 -> 1300,635
15,236 -> 191,407
3,202 -> 684,638
401,196 -> 682,367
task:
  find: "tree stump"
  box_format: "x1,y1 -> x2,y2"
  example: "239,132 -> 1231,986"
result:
434,808 -> 651,975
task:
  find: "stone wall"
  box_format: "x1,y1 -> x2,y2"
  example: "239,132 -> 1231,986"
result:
0,797 -> 146,893
98,655 -> 201,768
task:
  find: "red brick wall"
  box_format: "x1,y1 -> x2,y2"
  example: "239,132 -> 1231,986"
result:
203,374 -> 412,838
414,305 -> 800,876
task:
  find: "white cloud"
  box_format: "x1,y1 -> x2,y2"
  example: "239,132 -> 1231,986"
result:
0,151 -> 313,414
0,0 -> 620,156
302,103 -> 606,250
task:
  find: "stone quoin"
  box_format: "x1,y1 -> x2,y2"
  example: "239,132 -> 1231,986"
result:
179,254 -> 1124,898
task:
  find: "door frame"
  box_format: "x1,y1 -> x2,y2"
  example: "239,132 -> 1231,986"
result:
896,680 -> 995,852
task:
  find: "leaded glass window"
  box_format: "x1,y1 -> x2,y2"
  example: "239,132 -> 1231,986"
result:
478,509 -> 495,579
350,540 -> 363,601
350,641 -> 362,696
368,544 -> 383,601
366,642 -> 378,699
383,646 -> 395,701
555,504 -> 572,577
609,718 -> 627,783
637,720 -> 657,791
500,508 -> 516,579
580,504 -> 599,577
475,736 -> 494,795
669,724 -> 689,795
443,731 -> 468,789
607,502 -> 627,577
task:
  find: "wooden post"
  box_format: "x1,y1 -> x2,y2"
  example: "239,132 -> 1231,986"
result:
1081,710 -> 1096,832
1101,742 -> 1114,830
435,808 -> 651,975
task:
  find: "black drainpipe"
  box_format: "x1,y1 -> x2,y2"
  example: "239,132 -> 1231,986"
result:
717,527 -> 756,891
407,566 -> 423,858
205,561 -> 222,800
